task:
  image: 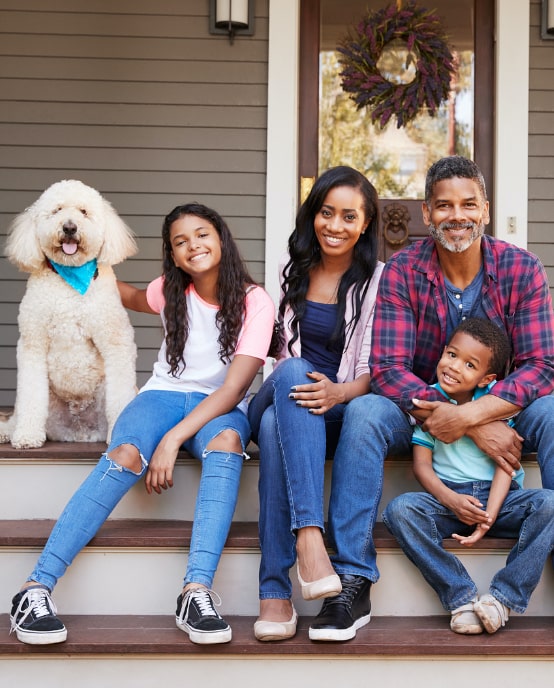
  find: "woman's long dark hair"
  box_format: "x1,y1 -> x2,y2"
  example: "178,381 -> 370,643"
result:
280,166 -> 379,355
161,203 -> 255,376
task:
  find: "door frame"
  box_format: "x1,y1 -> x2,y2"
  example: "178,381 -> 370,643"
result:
264,0 -> 530,305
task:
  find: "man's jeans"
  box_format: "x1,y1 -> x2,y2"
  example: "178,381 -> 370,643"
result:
248,358 -> 344,599
326,394 -> 413,582
383,481 -> 554,613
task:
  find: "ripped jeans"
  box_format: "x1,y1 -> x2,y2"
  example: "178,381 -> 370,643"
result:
28,390 -> 251,591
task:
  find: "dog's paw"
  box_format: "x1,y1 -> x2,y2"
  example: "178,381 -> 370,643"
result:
0,417 -> 14,443
10,431 -> 47,449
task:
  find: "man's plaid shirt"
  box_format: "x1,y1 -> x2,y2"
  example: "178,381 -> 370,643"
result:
369,235 -> 554,413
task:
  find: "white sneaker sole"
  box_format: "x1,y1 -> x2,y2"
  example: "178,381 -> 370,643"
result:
176,619 -> 232,645
309,612 -> 371,641
14,626 -> 67,645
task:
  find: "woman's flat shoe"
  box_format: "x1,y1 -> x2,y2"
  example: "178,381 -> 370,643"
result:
297,570 -> 342,601
254,607 -> 298,641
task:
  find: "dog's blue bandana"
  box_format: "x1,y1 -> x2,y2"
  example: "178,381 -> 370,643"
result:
49,258 -> 98,295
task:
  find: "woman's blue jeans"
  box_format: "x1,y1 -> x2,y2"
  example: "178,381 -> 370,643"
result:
383,481 -> 554,613
29,390 -> 250,592
248,358 -> 345,600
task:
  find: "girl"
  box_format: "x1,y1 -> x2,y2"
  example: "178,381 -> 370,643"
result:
10,203 -> 275,646
248,166 -> 383,641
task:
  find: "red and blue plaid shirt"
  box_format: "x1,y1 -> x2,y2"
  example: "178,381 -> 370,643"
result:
369,235 -> 554,412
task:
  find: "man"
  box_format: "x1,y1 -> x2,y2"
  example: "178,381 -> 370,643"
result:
309,155 -> 554,641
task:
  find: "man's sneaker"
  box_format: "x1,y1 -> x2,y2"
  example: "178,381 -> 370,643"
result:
450,599 -> 483,634
474,594 -> 510,634
309,574 -> 371,641
175,587 -> 232,645
10,586 -> 67,645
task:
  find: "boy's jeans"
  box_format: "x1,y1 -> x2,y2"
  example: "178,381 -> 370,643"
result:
383,481 -> 554,613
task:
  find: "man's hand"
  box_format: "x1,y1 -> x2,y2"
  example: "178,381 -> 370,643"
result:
413,398 -> 523,477
465,421 -> 523,476
413,399 -> 469,443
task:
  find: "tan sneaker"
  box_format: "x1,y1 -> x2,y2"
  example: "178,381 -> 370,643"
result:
474,594 -> 510,634
450,600 -> 483,634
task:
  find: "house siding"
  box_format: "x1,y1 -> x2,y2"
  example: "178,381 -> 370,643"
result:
0,0 -> 269,402
529,0 -> 554,299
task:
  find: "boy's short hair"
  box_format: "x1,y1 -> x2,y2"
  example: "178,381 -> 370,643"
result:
449,318 -> 511,377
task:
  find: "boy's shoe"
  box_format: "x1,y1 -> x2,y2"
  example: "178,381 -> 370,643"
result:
473,594 -> 510,634
175,587 -> 232,645
309,574 -> 371,641
10,586 -> 67,645
450,600 -> 483,635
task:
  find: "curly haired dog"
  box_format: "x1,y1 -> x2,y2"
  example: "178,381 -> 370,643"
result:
1,180 -> 137,448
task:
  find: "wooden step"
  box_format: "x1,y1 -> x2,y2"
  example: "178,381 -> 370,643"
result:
1,613 -> 553,657
0,519 -> 519,551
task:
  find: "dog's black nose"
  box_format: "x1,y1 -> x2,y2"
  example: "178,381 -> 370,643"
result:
63,221 -> 77,235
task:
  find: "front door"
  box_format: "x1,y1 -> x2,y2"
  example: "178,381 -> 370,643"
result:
299,0 -> 495,261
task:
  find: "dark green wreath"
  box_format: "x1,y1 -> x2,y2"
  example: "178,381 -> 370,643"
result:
338,1 -> 455,128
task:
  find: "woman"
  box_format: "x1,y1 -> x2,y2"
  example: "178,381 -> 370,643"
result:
248,166 -> 383,640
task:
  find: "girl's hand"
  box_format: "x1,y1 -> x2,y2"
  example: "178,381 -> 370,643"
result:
289,371 -> 344,414
452,523 -> 490,547
145,432 -> 181,494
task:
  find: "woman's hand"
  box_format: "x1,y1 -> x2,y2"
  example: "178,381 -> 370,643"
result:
145,432 -> 181,494
289,371 -> 344,414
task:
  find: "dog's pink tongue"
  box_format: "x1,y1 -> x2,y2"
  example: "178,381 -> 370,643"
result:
62,242 -> 78,255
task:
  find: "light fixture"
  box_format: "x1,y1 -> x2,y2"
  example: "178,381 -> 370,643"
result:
542,0 -> 554,40
209,0 -> 254,44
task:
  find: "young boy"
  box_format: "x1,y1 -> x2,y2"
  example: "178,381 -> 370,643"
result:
383,318 -> 554,635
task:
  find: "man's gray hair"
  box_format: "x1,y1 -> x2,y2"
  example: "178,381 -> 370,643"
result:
424,156 -> 487,206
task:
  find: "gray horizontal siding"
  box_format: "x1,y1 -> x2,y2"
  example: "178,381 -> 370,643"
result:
0,0 -> 269,406
528,0 -> 554,303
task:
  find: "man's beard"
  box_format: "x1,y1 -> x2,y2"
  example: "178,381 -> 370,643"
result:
429,220 -> 485,253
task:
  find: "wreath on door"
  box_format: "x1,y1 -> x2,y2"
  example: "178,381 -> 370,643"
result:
337,1 -> 455,128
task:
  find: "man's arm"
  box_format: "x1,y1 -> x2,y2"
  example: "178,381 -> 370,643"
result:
413,394 -> 523,475
369,253 -> 445,408
486,254 -> 554,409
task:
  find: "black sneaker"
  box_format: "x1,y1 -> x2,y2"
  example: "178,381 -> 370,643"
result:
10,586 -> 67,645
309,574 -> 371,641
175,587 -> 232,645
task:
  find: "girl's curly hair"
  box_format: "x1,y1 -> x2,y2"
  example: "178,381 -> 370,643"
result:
161,203 -> 255,376
280,166 -> 379,355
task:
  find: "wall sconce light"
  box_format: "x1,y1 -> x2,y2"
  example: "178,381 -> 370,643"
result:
542,0 -> 554,39
209,0 -> 254,44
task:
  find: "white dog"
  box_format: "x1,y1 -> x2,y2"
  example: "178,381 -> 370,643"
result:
1,180 -> 138,448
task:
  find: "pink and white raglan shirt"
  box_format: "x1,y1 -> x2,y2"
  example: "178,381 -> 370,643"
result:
140,277 -> 275,414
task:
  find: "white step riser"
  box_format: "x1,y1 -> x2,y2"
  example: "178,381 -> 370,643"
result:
0,459 -> 543,521
1,657 -> 553,688
3,547 -> 553,617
